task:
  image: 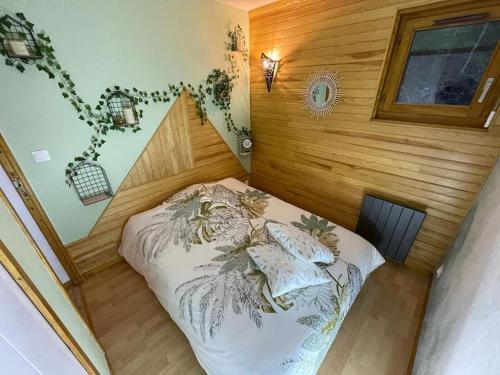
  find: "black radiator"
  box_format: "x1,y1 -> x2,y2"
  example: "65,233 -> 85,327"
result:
355,194 -> 426,263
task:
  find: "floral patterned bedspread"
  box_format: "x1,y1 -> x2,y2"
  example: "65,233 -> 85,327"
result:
119,178 -> 384,375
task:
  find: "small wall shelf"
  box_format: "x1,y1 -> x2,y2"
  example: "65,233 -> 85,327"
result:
70,162 -> 113,206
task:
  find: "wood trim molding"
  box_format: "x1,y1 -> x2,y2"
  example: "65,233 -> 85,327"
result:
0,239 -> 101,374
407,274 -> 433,373
0,134 -> 83,284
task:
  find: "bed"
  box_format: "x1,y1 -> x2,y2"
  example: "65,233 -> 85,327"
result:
119,178 -> 384,374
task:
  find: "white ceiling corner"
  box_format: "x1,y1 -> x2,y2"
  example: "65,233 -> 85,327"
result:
213,0 -> 277,11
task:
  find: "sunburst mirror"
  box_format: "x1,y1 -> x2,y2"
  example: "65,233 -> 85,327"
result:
302,68 -> 342,119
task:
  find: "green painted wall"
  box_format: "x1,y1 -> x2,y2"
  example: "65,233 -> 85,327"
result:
0,199 -> 110,374
0,0 -> 250,244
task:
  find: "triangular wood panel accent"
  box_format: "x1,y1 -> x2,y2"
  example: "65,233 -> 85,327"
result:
67,91 -> 248,277
121,94 -> 194,190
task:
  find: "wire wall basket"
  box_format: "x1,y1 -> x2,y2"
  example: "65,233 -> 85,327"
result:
0,15 -> 40,59
70,161 -> 113,205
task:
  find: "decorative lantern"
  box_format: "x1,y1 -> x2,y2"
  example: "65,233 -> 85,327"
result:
106,92 -> 138,126
261,52 -> 279,93
230,25 -> 245,52
0,15 -> 40,59
70,162 -> 113,205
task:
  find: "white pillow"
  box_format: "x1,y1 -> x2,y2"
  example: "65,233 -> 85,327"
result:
247,243 -> 331,298
266,222 -> 335,264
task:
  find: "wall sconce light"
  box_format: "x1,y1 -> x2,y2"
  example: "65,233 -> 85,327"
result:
261,52 -> 279,93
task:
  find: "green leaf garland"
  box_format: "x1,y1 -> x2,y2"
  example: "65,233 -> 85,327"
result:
0,11 -> 251,189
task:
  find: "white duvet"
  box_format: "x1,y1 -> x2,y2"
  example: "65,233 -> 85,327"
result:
119,178 -> 384,374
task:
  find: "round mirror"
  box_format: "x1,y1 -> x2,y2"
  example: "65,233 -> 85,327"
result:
303,68 -> 342,118
311,82 -> 332,106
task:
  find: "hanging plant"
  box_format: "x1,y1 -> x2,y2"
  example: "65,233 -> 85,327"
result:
206,69 -> 238,132
1,11 -> 250,190
206,69 -> 234,108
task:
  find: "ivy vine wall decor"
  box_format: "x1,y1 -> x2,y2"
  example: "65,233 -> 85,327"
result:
225,24 -> 248,75
225,24 -> 252,156
0,11 -> 251,203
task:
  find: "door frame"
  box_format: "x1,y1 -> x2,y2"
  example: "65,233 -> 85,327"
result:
0,134 -> 82,284
0,237 -> 101,374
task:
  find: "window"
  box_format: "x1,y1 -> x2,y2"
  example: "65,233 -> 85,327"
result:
374,1 -> 500,128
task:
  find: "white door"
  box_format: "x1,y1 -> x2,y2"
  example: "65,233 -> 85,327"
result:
0,264 -> 86,374
0,165 -> 69,283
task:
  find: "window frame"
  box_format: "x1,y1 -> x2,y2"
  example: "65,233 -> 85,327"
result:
373,0 -> 500,129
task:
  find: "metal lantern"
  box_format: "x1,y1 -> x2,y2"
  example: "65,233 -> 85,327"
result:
70,161 -> 113,205
230,25 -> 245,52
106,92 -> 138,126
0,15 -> 41,59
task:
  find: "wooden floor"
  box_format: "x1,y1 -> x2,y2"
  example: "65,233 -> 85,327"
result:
83,261 -> 430,375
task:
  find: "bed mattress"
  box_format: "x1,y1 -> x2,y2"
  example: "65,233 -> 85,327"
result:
119,178 -> 384,374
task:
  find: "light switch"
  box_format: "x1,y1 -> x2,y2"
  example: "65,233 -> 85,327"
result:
32,149 -> 51,163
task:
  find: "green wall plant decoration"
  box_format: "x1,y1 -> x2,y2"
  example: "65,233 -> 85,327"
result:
0,11 -> 250,193
224,23 -> 252,148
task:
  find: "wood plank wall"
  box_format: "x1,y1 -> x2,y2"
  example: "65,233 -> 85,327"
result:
249,0 -> 500,273
67,91 -> 248,278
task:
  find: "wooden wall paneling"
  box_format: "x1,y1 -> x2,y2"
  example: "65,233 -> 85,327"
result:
122,95 -> 194,190
249,0 -> 500,273
67,91 -> 247,277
